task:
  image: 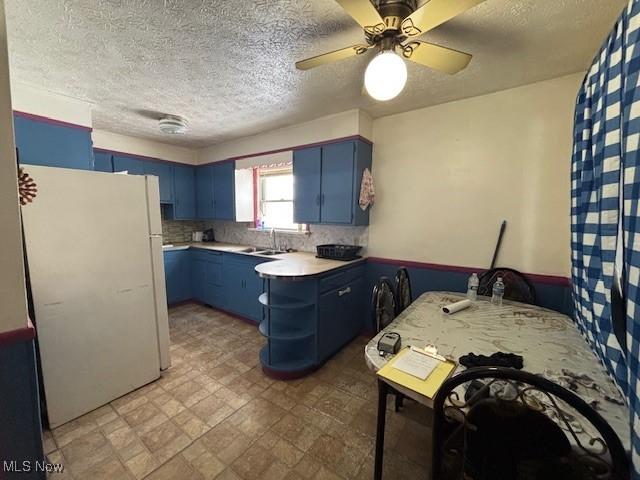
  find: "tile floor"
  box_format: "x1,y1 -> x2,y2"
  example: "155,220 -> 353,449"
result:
44,303 -> 432,479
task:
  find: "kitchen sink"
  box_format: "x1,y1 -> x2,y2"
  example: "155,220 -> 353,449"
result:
256,250 -> 286,256
238,247 -> 262,253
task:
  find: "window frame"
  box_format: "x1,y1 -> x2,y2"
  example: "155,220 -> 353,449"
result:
257,166 -> 306,232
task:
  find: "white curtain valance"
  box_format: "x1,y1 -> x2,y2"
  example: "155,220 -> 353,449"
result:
235,150 -> 293,170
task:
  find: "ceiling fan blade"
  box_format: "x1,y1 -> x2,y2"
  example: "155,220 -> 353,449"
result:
401,0 -> 486,37
401,41 -> 472,74
335,0 -> 386,34
296,45 -> 372,71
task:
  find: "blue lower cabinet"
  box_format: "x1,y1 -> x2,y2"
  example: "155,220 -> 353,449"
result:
190,250 -> 224,307
191,256 -> 208,303
318,276 -> 364,360
14,113 -> 94,171
259,262 -> 366,379
144,161 -> 174,203
163,250 -> 191,305
93,151 -> 113,172
223,254 -> 266,322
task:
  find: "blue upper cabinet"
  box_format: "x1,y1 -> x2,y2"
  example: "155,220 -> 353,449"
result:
13,113 -> 94,170
196,165 -> 215,219
293,139 -> 372,226
113,155 -> 145,175
293,147 -> 322,224
173,165 -> 196,219
93,151 -> 113,172
195,162 -> 236,220
320,142 -> 354,224
213,162 -> 235,220
144,161 -> 174,203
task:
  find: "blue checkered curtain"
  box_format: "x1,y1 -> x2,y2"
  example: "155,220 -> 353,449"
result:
572,0 -> 640,475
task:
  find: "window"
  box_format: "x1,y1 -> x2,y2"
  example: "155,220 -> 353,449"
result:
258,166 -> 304,231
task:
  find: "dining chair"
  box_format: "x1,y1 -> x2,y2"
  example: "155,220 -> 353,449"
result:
431,367 -> 629,480
371,277 -> 405,411
371,277 -> 397,333
394,267 -> 413,315
477,267 -> 537,305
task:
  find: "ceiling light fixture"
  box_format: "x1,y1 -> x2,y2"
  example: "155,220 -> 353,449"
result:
159,115 -> 188,135
364,49 -> 407,101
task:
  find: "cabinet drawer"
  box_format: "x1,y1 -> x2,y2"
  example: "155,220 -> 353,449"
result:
191,249 -> 223,263
318,265 -> 365,293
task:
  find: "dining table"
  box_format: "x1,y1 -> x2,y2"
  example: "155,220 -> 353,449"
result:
365,291 -> 630,479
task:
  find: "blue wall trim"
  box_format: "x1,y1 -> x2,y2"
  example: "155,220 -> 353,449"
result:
366,260 -> 573,331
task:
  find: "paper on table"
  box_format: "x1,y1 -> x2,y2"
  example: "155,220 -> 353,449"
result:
392,348 -> 440,380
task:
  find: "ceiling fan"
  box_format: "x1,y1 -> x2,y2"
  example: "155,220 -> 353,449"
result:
296,0 -> 485,101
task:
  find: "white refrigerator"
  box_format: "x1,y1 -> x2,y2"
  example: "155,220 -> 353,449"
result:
21,165 -> 171,428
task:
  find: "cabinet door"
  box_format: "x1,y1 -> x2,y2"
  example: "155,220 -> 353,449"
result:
293,147 -> 322,224
244,265 -> 265,322
164,251 -> 191,304
318,275 -> 364,361
174,165 -> 196,219
93,151 -> 113,172
191,258 -> 207,303
13,114 -> 94,170
213,162 -> 235,220
144,161 -> 174,203
113,155 -> 145,175
223,261 -> 245,315
196,166 -> 215,219
320,142 -> 354,224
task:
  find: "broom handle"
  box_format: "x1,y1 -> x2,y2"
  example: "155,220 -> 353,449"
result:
490,220 -> 507,269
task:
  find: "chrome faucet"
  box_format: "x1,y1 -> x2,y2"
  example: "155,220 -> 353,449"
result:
270,228 -> 277,250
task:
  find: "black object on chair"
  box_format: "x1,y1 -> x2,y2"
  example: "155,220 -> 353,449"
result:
477,267 -> 536,305
371,277 -> 405,412
432,367 -> 629,480
394,267 -> 413,315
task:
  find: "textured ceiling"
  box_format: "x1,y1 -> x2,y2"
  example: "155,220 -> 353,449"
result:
4,0 -> 628,147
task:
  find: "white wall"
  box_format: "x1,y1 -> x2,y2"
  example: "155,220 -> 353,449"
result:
0,0 -> 28,333
92,129 -> 198,165
368,73 -> 582,277
11,81 -> 93,127
197,109 -> 371,164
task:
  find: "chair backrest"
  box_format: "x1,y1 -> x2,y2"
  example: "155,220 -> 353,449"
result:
432,367 -> 629,480
478,267 -> 536,305
371,277 -> 396,333
394,267 -> 413,315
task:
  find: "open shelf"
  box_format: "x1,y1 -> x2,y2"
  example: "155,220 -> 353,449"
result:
259,320 -> 315,341
258,292 -> 314,310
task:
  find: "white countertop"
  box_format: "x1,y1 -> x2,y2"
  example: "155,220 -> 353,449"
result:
162,242 -> 365,278
254,252 -> 365,279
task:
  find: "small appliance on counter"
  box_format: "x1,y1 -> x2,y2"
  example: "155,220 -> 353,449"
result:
316,244 -> 362,261
202,228 -> 215,242
192,231 -> 203,242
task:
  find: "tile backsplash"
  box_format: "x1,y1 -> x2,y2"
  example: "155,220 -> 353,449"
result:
206,221 -> 368,253
161,216 -> 368,253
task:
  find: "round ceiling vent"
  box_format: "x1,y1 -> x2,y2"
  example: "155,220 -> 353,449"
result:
158,115 -> 188,135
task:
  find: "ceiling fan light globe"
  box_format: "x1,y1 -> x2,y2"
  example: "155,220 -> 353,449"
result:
364,51 -> 407,101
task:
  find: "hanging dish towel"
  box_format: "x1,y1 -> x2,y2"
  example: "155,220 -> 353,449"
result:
359,168 -> 375,211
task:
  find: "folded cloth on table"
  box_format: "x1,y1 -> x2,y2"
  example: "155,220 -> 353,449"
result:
459,352 -> 524,369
